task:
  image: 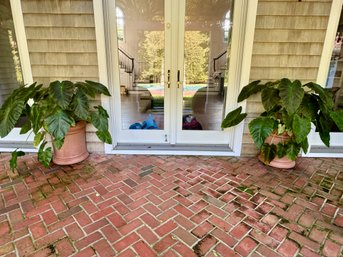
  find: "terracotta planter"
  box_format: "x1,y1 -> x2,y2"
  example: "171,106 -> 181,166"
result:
52,121 -> 89,165
259,133 -> 296,169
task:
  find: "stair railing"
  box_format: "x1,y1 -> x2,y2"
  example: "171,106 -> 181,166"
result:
213,50 -> 227,72
118,48 -> 134,74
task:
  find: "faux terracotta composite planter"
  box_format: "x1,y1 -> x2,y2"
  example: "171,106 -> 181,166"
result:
259,133 -> 296,169
52,121 -> 89,165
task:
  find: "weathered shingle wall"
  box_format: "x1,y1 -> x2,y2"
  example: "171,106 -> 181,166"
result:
22,0 -> 103,152
242,0 -> 333,156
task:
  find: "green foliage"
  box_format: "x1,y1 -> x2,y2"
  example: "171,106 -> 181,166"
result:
221,107 -> 247,129
0,80 -> 112,170
139,31 -> 210,83
222,78 -> 343,165
10,150 -> 25,171
248,117 -> 277,148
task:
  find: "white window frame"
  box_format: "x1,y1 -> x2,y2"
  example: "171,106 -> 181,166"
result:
305,0 -> 343,157
0,0 -> 35,152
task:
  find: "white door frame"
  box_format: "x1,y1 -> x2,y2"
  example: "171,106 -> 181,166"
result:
305,0 -> 343,158
96,0 -> 258,155
0,0 -> 35,152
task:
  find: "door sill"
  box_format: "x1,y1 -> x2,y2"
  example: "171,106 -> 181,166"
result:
108,144 -> 236,156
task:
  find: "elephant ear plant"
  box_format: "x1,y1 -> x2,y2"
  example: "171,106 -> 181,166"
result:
222,78 -> 343,163
0,80 -> 112,170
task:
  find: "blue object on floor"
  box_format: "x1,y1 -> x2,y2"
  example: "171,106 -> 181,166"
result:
129,122 -> 142,129
142,114 -> 159,129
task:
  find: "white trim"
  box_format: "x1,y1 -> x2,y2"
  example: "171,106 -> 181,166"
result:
110,149 -> 235,156
229,0 -> 258,155
93,0 -> 115,153
10,0 -> 33,85
307,0 -> 343,157
316,0 -> 343,85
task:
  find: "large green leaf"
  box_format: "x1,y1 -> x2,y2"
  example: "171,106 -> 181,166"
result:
85,80 -> 111,96
292,114 -> 311,143
96,130 -> 112,144
248,117 -> 277,148
316,113 -> 331,147
286,142 -> 301,161
10,150 -> 25,171
34,132 -> 45,147
30,104 -> 44,134
261,87 -> 280,112
330,110 -> 343,132
279,79 -> 304,115
276,142 -> 287,158
53,138 -> 65,150
38,142 -> 52,168
45,110 -> 75,140
261,143 -> 277,163
20,121 -> 32,134
14,82 -> 41,101
298,94 -> 319,120
237,80 -> 265,102
0,97 -> 25,137
221,106 -> 247,128
301,138 -> 309,154
91,106 -> 110,131
49,80 -> 74,109
304,82 -> 334,110
71,89 -> 90,120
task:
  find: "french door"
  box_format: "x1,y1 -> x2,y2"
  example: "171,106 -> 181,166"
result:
106,0 -> 256,152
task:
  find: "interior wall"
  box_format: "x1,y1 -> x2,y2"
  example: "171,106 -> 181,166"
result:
241,0 -> 333,156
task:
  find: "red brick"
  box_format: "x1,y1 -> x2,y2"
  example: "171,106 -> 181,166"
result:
133,241 -> 157,257
93,239 -> 116,257
270,225 -> 289,242
72,247 -> 96,257
107,212 -> 126,228
234,236 -> 258,257
190,210 -> 211,223
119,219 -> 143,235
41,210 -> 58,225
65,223 -> 84,241
75,232 -> 102,250
0,243 -> 14,256
230,223 -> 251,239
250,229 -> 278,249
321,203 -> 337,217
277,239 -> 299,257
144,203 -> 161,216
309,227 -> 327,244
300,247 -> 321,257
90,207 -> 113,221
55,238 -> 75,257
322,239 -> 341,257
208,216 -> 232,231
173,242 -> 197,257
288,232 -> 320,252
116,248 -> 136,257
191,221 -> 213,238
137,226 -> 159,245
193,235 -> 217,256
113,232 -> 140,252
173,215 -> 195,230
0,221 -> 10,236
124,207 -> 145,222
15,236 -> 35,257
161,250 -> 179,257
212,228 -> 237,247
155,220 -> 177,237
333,214 -> 343,228
215,243 -> 239,257
157,209 -> 177,222
298,212 -> 315,228
153,235 -> 177,253
140,213 -> 160,228
173,227 -> 198,246
35,229 -> 65,249
256,245 -> 282,257
29,222 -> 47,240
174,204 -> 193,218
74,211 -> 92,227
101,225 -> 121,243
84,218 -> 109,234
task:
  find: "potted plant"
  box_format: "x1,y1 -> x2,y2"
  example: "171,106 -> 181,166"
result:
222,78 -> 343,168
0,80 -> 112,170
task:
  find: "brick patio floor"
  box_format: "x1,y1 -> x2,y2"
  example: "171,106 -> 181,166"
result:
0,154 -> 342,257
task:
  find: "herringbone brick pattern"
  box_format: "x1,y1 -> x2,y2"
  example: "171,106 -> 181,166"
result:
0,153 -> 342,257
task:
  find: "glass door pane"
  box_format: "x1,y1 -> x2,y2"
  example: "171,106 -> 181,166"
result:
181,0 -> 234,131
0,0 -> 25,127
115,0 -> 165,131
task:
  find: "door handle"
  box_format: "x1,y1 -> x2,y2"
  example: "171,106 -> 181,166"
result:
167,70 -> 171,88
177,70 -> 181,88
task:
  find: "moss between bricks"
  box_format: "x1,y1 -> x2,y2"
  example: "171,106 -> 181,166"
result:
236,185 -> 255,196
